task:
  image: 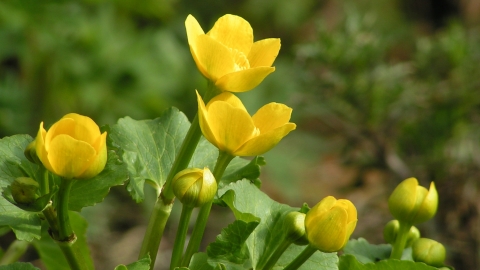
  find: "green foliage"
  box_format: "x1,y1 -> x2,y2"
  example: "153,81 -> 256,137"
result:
338,255 -> 438,270
0,263 -> 40,270
114,255 -> 151,270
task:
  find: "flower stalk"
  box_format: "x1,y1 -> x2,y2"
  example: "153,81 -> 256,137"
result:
283,244 -> 317,270
389,221 -> 412,259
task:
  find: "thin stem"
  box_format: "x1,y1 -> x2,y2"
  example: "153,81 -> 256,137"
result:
138,198 -> 173,268
283,244 -> 317,270
261,239 -> 293,270
180,151 -> 234,267
138,83 -> 221,270
42,204 -> 59,239
0,240 -> 29,265
39,169 -> 49,195
57,179 -> 74,241
390,221 -> 411,259
170,205 -> 194,270
57,240 -> 85,270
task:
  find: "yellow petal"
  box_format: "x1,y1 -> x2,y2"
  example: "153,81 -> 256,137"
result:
207,14 -> 253,56
306,196 -> 337,226
45,118 -> 75,149
78,132 -> 108,179
388,177 -> 418,222
194,35 -> 235,81
248,38 -> 281,67
414,182 -> 438,223
307,206 -> 348,252
206,101 -> 256,154
61,113 -> 102,145
233,123 -> 296,156
215,66 -> 275,92
196,91 -> 218,146
185,15 -> 205,47
35,122 -> 54,173
337,199 -> 358,223
207,92 -> 247,111
47,134 -> 96,179
252,103 -> 292,133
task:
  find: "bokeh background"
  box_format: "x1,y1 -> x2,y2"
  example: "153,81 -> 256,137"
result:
1,0 -> 480,269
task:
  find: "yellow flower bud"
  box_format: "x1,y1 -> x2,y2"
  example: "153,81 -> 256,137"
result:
196,91 -> 296,156
388,178 -> 438,225
304,196 -> 357,252
186,14 -> 281,92
10,177 -> 39,204
172,168 -> 217,208
383,220 -> 420,247
412,238 -> 446,267
35,113 -> 107,179
283,211 -> 308,245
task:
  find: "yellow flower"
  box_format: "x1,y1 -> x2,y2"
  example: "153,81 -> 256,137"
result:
305,196 -> 357,252
186,14 -> 281,92
388,177 -> 438,225
35,113 -> 107,179
196,91 -> 296,156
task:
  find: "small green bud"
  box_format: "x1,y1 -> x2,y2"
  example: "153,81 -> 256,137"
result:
383,220 -> 420,247
24,140 -> 41,165
11,177 -> 39,204
412,238 -> 446,267
388,178 -> 438,225
173,167 -> 217,208
283,211 -> 308,245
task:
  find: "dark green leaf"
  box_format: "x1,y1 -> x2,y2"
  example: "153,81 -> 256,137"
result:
0,262 -> 40,270
207,220 -> 258,265
343,238 -> 392,263
220,156 -> 265,189
114,255 -> 151,270
338,254 -> 438,270
188,253 -> 246,270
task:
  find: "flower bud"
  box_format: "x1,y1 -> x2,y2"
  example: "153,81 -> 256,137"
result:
283,211 -> 308,245
305,196 -> 357,252
10,177 -> 39,204
173,168 -> 217,208
412,238 -> 446,267
383,220 -> 420,247
388,178 -> 438,225
35,113 -> 107,179
24,140 -> 41,165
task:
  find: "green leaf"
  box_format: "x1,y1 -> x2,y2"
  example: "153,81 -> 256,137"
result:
188,253 -> 246,270
107,108 -> 191,202
114,255 -> 151,270
343,238 -> 413,263
274,245 -> 339,270
220,156 -> 265,189
207,220 -> 258,265
68,150 -> 128,211
0,262 -> 40,270
32,211 -> 94,270
218,180 -> 338,270
0,135 -> 42,241
338,254 -> 438,270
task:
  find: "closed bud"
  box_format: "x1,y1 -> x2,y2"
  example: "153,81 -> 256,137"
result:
412,238 -> 446,267
305,196 -> 357,252
24,140 -> 41,165
383,220 -> 420,247
11,177 -> 39,204
388,178 -> 438,225
173,168 -> 217,208
283,211 -> 308,245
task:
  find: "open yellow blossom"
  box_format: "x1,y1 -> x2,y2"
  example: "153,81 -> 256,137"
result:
35,113 -> 107,179
196,91 -> 295,156
186,14 -> 281,92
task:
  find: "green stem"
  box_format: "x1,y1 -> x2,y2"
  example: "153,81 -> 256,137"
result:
57,240 -> 87,270
180,151 -> 234,267
0,240 -> 29,265
138,198 -> 173,268
42,204 -> 59,239
170,205 -> 194,270
261,239 -> 292,270
138,84 -> 221,269
390,221 -> 411,259
40,169 -> 49,195
57,179 -> 74,241
283,244 -> 317,270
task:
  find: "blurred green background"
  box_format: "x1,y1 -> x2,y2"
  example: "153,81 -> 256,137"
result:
1,0 -> 480,269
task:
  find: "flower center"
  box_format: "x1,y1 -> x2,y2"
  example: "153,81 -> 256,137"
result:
230,48 -> 250,71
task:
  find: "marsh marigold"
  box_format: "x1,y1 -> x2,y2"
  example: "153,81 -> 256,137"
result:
305,196 -> 357,252
196,91 -> 295,156
186,14 -> 281,92
35,113 -> 107,179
